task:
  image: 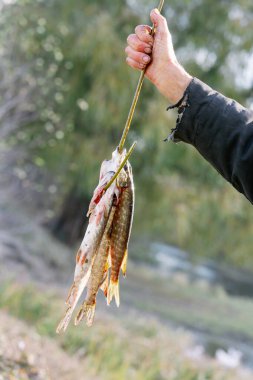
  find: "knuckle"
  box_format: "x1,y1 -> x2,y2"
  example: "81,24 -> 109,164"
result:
134,25 -> 141,34
144,35 -> 152,44
135,24 -> 146,36
127,34 -> 134,44
138,43 -> 145,51
146,33 -> 153,42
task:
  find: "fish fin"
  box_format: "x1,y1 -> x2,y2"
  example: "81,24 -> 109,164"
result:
65,272 -> 89,307
56,306 -> 73,334
75,248 -> 82,265
100,271 -> 109,297
66,259 -> 93,307
121,250 -> 128,277
104,258 -> 110,272
75,248 -> 89,269
75,302 -> 96,327
65,282 -> 78,306
57,270 -> 92,333
107,251 -> 112,268
107,280 -> 120,307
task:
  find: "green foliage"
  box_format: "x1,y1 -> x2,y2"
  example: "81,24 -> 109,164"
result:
1,0 -> 253,268
0,281 -> 252,380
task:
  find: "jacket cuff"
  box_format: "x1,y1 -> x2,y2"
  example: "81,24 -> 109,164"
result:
166,77 -> 216,145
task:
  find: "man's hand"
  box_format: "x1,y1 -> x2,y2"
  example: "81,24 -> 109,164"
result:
125,8 -> 192,104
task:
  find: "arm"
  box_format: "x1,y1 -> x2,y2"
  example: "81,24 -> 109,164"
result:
125,9 -> 253,203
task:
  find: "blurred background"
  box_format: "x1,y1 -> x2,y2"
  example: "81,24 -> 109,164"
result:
0,0 -> 253,379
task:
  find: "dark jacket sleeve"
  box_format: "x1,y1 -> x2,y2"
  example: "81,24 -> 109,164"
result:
171,78 -> 253,203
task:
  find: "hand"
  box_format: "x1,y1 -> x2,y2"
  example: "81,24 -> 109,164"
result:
125,8 -> 192,104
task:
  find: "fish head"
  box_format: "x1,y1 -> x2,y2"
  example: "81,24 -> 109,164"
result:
88,148 -> 127,217
116,166 -> 128,188
117,161 -> 133,189
99,147 -> 126,180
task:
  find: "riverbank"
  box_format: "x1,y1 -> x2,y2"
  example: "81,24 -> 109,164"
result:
1,168 -> 253,378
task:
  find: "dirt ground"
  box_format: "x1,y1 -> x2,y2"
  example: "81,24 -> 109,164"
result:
1,157 -> 253,380
0,311 -> 99,380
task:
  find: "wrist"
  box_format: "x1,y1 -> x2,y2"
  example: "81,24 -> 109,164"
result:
156,63 -> 192,104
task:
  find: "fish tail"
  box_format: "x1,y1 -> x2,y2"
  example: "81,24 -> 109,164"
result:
107,279 -> 120,307
121,250 -> 128,277
65,283 -> 78,306
75,302 -> 96,327
65,266 -> 92,307
56,306 -> 73,334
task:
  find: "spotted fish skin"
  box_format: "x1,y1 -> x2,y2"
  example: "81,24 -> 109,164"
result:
107,162 -> 134,306
56,148 -> 126,334
75,202 -> 117,327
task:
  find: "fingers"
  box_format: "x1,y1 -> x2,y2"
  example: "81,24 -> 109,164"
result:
150,8 -> 169,38
125,25 -> 153,71
127,34 -> 152,54
135,25 -> 153,45
126,57 -> 146,71
125,46 -> 151,66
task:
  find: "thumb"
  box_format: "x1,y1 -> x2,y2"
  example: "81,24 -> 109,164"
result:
150,8 -> 168,37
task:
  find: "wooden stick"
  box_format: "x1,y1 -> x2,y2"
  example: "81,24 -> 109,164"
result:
118,0 -> 165,153
104,141 -> 137,191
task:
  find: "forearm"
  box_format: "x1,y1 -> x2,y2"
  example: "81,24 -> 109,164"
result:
170,78 -> 253,202
125,10 -> 253,202
151,62 -> 192,104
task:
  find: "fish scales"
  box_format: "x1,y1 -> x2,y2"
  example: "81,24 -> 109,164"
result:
75,202 -> 117,326
56,187 -> 115,333
56,148 -> 126,333
107,162 -> 134,306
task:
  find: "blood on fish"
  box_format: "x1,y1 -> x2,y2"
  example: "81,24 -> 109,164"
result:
56,148 -> 134,333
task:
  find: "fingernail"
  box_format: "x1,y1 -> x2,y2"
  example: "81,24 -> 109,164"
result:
154,8 -> 160,14
144,47 -> 152,53
143,55 -> 150,63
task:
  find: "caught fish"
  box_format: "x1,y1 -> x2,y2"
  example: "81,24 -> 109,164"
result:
56,144 -> 136,333
56,148 -> 126,333
76,161 -> 134,326
107,161 -> 134,307
75,202 -> 116,327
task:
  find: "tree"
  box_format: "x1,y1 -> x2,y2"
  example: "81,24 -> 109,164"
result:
1,0 -> 253,267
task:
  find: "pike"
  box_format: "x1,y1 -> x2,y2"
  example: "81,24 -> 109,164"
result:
107,161 -> 134,306
56,144 -> 136,333
75,202 -> 116,327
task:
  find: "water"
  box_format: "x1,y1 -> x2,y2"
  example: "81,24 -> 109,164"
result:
152,242 -> 253,298
150,242 -> 253,369
195,331 -> 253,370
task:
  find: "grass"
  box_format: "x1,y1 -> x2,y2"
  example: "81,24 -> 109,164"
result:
123,264 -> 253,342
0,281 -> 252,380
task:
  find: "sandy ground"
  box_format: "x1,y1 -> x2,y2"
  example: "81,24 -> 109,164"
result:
0,311 -> 99,380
